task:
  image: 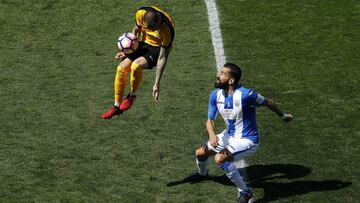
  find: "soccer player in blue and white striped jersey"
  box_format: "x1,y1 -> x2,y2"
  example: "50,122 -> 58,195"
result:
186,63 -> 293,203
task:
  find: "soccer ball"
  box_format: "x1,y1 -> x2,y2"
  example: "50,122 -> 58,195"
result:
117,32 -> 138,54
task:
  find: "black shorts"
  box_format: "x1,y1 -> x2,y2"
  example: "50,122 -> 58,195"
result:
126,42 -> 161,69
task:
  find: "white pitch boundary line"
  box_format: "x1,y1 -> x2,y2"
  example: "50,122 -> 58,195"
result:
204,0 -> 226,71
204,0 -> 247,169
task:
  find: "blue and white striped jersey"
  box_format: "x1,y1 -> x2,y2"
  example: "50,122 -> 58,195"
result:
208,85 -> 267,144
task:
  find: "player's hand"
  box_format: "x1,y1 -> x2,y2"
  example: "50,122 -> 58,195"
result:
133,27 -> 140,37
114,52 -> 126,60
281,113 -> 293,122
209,135 -> 218,147
153,84 -> 160,102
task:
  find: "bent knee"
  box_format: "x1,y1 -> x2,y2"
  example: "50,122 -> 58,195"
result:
214,150 -> 232,165
214,154 -> 225,165
118,60 -> 132,72
132,57 -> 148,68
195,147 -> 209,159
117,65 -> 128,73
195,147 -> 205,158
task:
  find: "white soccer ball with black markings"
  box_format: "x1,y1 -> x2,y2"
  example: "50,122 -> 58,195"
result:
117,32 -> 138,54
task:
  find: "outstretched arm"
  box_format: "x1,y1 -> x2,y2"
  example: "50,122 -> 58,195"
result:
264,99 -> 293,122
153,47 -> 170,101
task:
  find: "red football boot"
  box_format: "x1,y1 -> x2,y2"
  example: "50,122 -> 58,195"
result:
101,106 -> 123,119
120,94 -> 136,111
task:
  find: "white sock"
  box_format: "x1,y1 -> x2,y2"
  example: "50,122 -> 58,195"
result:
114,102 -> 120,107
196,158 -> 209,176
220,161 -> 249,192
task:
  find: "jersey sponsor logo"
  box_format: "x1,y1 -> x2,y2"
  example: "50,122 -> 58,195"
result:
223,110 -> 235,119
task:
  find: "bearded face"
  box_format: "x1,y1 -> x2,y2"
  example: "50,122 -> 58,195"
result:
214,67 -> 232,89
214,78 -> 230,89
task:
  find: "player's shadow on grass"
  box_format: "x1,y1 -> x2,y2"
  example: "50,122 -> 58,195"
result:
166,163 -> 351,202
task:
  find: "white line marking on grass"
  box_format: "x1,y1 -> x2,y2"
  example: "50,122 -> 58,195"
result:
205,0 -> 226,71
205,0 -> 247,169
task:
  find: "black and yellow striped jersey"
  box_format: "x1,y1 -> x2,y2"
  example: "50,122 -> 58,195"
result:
135,6 -> 175,48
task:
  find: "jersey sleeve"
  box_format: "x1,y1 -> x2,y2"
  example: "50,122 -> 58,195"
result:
161,27 -> 172,48
135,10 -> 146,27
247,89 -> 267,107
208,90 -> 218,120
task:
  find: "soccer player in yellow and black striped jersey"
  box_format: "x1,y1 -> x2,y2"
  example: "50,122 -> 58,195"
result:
102,6 -> 175,119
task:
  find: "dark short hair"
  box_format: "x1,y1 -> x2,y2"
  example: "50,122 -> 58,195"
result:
144,10 -> 162,29
224,63 -> 242,84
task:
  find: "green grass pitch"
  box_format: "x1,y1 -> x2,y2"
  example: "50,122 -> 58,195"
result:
0,0 -> 359,202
